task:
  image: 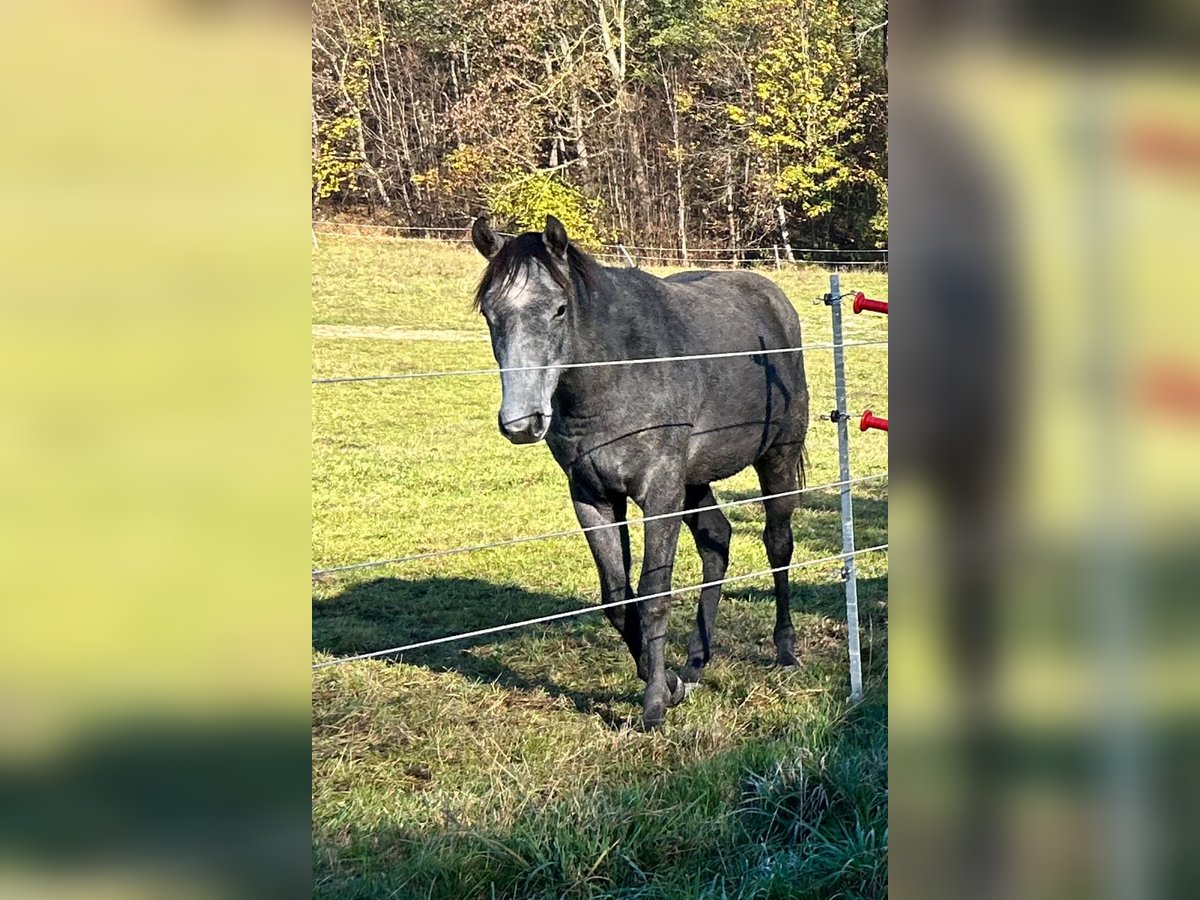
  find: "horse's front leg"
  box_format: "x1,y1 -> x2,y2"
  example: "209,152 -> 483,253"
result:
572,487 -> 641,672
636,478 -> 687,729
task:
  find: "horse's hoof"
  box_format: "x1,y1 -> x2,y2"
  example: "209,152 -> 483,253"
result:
642,674 -> 678,729
776,649 -> 799,667
642,697 -> 667,730
775,631 -> 799,667
679,663 -> 704,685
665,670 -> 688,707
642,713 -> 665,731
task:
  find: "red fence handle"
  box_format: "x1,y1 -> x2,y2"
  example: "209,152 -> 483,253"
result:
860,410 -> 888,432
852,292 -> 888,315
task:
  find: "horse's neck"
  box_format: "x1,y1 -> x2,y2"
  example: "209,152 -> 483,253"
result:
570,272 -> 623,355
556,275 -> 630,408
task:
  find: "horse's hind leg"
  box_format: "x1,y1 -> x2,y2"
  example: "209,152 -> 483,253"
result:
681,484 -> 732,685
754,449 -> 801,666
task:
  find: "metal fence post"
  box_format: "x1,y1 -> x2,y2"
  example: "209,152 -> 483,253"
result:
828,273 -> 863,703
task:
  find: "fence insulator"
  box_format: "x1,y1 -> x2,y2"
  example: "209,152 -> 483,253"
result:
860,410 -> 889,432
852,292 -> 888,316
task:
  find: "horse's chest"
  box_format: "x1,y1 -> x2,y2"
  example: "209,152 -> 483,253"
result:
548,416 -> 692,497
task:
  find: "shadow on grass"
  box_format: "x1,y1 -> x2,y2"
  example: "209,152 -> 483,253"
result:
313,564 -> 887,720
313,576 -> 644,718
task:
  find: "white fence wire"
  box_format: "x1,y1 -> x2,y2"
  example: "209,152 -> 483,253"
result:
313,472 -> 889,577
312,339 -> 888,385
312,543 -> 888,670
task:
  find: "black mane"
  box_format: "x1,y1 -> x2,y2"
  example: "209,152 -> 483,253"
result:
473,232 -> 601,309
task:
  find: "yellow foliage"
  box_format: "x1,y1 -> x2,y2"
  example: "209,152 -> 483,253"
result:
485,173 -> 607,245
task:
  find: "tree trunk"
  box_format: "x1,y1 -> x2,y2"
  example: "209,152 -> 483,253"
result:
595,0 -> 650,239
572,95 -> 589,173
620,94 -> 651,241
725,151 -> 738,264
311,106 -> 320,213
448,54 -> 465,149
776,198 -> 795,261
343,73 -> 391,210
661,69 -> 687,264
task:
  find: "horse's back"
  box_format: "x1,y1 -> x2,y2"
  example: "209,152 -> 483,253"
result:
657,269 -> 808,482
662,269 -> 801,346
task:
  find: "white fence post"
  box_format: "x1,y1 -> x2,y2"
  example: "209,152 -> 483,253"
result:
827,273 -> 863,703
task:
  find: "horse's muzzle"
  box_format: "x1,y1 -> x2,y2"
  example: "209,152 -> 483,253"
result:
498,411 -> 548,444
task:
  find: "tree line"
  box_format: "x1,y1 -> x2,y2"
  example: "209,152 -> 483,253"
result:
312,0 -> 887,256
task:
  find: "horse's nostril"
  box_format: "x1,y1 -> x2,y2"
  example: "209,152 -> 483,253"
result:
498,411 -> 548,444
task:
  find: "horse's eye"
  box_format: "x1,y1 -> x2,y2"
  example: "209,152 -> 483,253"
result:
554,304 -> 567,319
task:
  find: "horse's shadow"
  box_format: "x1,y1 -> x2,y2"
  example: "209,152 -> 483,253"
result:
314,562 -> 888,723
313,576 -> 645,725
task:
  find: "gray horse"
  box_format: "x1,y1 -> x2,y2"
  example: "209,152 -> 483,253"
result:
471,215 -> 809,728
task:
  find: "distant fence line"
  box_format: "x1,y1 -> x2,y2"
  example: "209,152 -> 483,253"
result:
312,220 -> 889,268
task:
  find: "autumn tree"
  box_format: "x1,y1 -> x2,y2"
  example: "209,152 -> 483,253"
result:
311,0 -> 888,251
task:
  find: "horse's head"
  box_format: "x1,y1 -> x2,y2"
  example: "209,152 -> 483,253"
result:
472,215 -> 577,445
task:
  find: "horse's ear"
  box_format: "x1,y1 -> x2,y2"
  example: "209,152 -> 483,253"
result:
471,216 -> 505,259
543,214 -> 569,260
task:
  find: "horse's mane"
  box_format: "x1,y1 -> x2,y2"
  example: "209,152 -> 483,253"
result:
473,232 -> 602,310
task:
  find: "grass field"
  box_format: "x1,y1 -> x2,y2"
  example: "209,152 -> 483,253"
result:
312,234 -> 889,899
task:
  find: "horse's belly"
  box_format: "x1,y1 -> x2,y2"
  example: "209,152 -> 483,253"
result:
685,418 -> 781,483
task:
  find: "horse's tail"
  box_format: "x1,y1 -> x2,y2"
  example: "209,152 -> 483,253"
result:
797,375 -> 809,491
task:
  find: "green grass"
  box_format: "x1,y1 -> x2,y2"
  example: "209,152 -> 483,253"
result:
312,234 -> 889,899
